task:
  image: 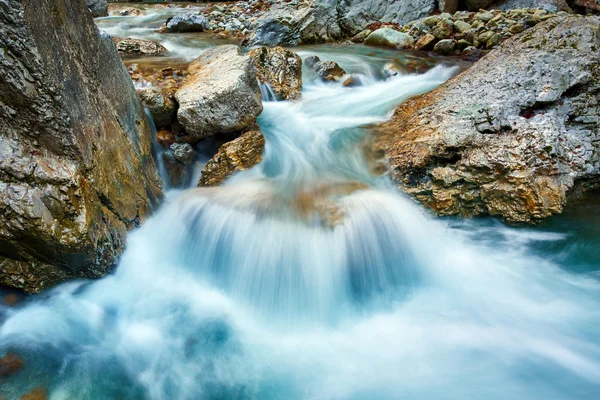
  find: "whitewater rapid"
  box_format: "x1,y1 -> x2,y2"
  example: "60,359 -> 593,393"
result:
1,48 -> 600,400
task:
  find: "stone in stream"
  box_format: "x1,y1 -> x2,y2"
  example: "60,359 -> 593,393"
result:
165,12 -> 208,33
374,15 -> 600,224
20,387 -> 47,400
248,46 -> 303,100
0,0 -> 163,293
171,143 -> 197,165
175,45 -> 263,143
364,28 -> 415,49
305,56 -> 346,82
111,37 -> 169,57
199,131 -> 265,187
433,38 -> 456,55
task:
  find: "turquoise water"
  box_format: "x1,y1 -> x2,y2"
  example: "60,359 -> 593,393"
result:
1,7 -> 600,400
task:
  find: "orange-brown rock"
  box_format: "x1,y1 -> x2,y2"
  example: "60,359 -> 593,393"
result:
375,15 -> 600,224
0,353 -> 23,377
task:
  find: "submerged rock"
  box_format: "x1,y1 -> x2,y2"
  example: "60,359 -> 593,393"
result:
376,15 -> 600,224
20,387 -> 47,400
0,353 -> 23,377
165,13 -> 208,33
175,45 -> 263,143
365,28 -> 415,49
248,46 -> 303,100
111,37 -> 169,57
0,0 -> 162,292
199,131 -> 265,187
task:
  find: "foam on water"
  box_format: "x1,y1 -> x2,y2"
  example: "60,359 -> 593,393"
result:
1,36 -> 600,399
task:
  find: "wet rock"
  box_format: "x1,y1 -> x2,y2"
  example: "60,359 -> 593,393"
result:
432,18 -> 454,39
138,88 -> 177,130
414,33 -> 436,50
0,0 -> 162,292
306,56 -> 346,82
86,0 -> 107,17
574,0 -> 600,11
365,28 -> 415,49
175,45 -> 263,142
350,29 -> 372,43
491,0 -> 572,12
464,0 -> 494,10
111,37 -> 168,57
157,130 -> 176,149
199,131 -> 265,187
166,13 -> 208,33
433,38 -> 456,55
162,151 -> 189,188
171,143 -> 197,165
376,16 -> 600,224
248,46 -> 303,100
0,353 -> 23,377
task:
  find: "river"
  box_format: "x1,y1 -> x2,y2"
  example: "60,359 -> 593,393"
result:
1,4 -> 599,400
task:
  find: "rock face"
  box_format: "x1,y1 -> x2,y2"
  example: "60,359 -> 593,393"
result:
175,45 -> 263,143
166,12 -> 208,33
337,0 -> 436,35
365,28 -> 415,49
111,37 -> 169,56
377,16 -> 600,224
248,46 -> 303,100
86,0 -> 108,18
0,0 -> 162,292
247,0 -> 436,46
199,131 -> 265,187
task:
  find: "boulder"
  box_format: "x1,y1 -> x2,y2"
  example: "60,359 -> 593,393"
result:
137,88 -> 177,130
85,0 -> 107,18
305,56 -> 347,82
199,131 -> 265,187
433,38 -> 456,54
0,0 -> 162,292
111,37 -> 169,57
365,28 -> 415,49
175,45 -> 263,142
166,13 -> 208,33
171,143 -> 197,165
248,46 -> 303,100
414,33 -> 436,50
573,0 -> 600,12
246,1 -> 342,46
464,0 -> 495,10
337,0 -> 436,35
376,16 -> 600,223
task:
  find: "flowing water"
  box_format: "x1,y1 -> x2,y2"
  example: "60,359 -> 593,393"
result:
2,6 -> 600,400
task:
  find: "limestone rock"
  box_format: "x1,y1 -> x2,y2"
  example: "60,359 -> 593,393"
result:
376,16 -> 600,224
248,46 -> 303,100
0,0 -> 162,292
199,131 -> 265,187
433,38 -> 456,55
175,45 -> 263,142
365,28 -> 415,49
111,37 -> 168,57
414,33 -> 436,50
166,13 -> 208,33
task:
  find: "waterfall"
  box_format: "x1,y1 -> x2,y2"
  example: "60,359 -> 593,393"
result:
1,52 -> 600,400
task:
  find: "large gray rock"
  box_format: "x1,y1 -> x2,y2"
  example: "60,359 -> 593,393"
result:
337,0 -> 436,35
376,16 -> 600,224
246,0 -> 436,46
86,0 -> 107,17
175,45 -> 263,142
166,12 -> 208,33
0,0 -> 162,292
248,46 -> 303,100
246,0 -> 343,46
